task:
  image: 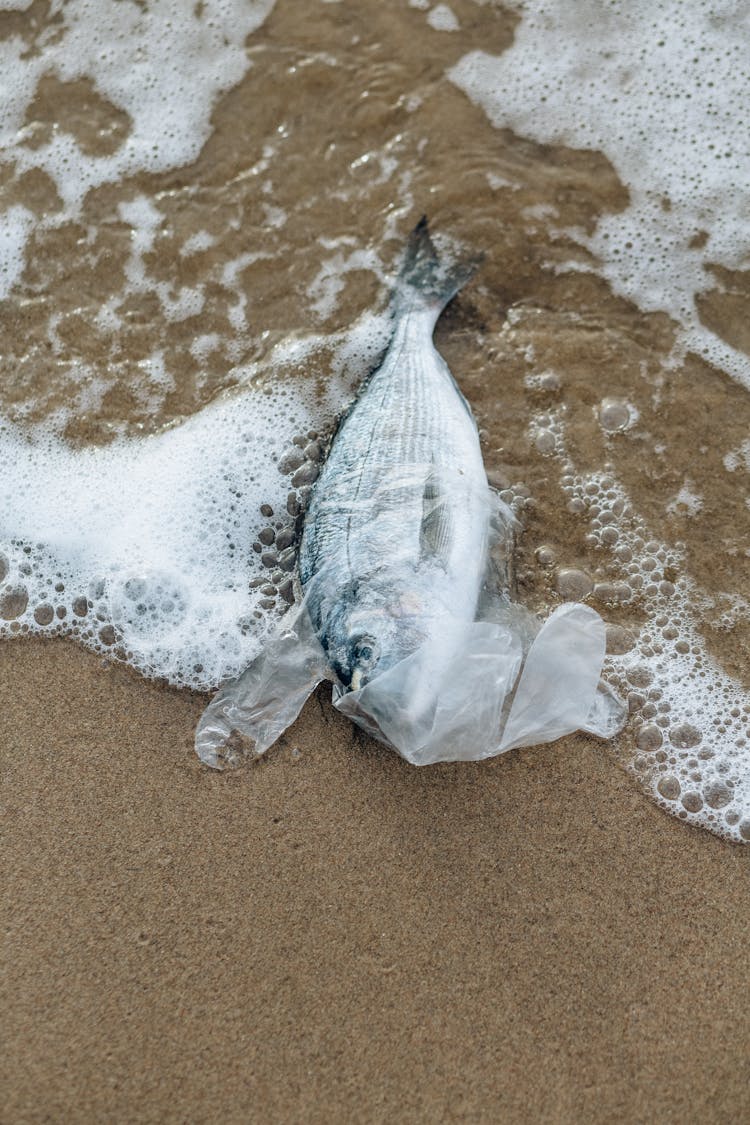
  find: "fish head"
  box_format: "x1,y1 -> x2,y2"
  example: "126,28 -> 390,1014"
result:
322,585 -> 427,691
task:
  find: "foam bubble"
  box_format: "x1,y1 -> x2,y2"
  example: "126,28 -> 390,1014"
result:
598,398 -> 637,434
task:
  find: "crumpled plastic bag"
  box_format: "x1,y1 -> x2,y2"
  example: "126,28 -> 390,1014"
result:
195,610 -> 330,769
336,602 -> 621,764
195,591 -> 626,770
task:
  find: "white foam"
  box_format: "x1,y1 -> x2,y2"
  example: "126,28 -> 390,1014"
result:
427,5 -> 459,32
449,0 -> 750,387
0,316 -> 391,691
307,247 -> 386,320
262,204 -> 288,230
667,480 -> 704,519
221,251 -> 273,333
181,231 -> 216,257
0,0 -> 274,286
101,195 -> 209,326
190,334 -> 223,364
0,205 -> 34,299
724,440 -> 750,474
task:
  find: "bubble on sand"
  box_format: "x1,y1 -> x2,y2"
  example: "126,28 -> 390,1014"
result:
657,776 -> 681,801
670,723 -> 702,750
524,371 -> 561,395
704,781 -> 732,810
33,605 -> 54,627
556,567 -> 593,600
605,624 -> 634,655
636,724 -> 662,752
535,544 -> 557,568
0,584 -> 28,620
681,792 -> 704,814
598,398 -> 636,434
291,463 -> 320,488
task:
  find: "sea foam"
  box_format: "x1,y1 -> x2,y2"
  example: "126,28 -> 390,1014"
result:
529,406 -> 750,844
0,319 -> 389,691
450,0 -> 750,386
0,0 -> 274,294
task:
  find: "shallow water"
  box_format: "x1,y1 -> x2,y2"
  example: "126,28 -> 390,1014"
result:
2,0 -> 750,840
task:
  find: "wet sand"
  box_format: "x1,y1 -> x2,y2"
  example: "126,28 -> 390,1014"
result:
3,639 -> 749,1123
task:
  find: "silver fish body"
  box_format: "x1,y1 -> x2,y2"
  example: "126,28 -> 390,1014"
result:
300,221 -> 491,699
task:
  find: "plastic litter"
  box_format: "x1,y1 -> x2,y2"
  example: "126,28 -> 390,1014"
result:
195,491 -> 626,769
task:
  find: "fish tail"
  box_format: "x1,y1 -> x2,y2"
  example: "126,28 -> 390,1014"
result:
394,216 -> 482,315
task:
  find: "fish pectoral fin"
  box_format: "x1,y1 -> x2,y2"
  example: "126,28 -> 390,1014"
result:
195,619 -> 330,769
419,475 -> 453,564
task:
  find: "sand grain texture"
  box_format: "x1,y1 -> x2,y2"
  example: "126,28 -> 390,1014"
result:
2,641 -> 749,1124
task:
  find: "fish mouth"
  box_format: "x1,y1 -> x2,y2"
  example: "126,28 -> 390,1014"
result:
350,664 -> 380,692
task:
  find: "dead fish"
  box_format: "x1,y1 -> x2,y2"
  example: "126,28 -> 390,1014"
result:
194,220 -> 624,769
299,217 -> 493,696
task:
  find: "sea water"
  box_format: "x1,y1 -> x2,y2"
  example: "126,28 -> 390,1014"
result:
1,0 -> 749,841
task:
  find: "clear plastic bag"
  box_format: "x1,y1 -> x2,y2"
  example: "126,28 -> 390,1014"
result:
195,564 -> 626,770
333,601 -> 622,765
195,612 -> 330,768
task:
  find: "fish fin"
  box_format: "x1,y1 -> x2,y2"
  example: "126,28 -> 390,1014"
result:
419,473 -> 454,564
482,487 -> 518,598
395,216 -> 483,315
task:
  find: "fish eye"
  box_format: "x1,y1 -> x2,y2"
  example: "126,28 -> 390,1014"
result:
354,635 -> 379,668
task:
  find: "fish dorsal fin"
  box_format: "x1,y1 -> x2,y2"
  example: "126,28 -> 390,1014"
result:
420,473 -> 453,564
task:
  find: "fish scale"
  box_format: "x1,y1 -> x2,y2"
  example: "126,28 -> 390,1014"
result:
302,315 -> 485,586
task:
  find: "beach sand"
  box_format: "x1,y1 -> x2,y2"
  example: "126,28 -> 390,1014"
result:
3,639 -> 749,1123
